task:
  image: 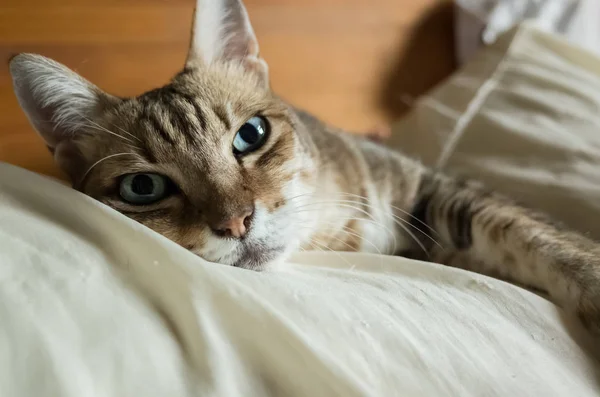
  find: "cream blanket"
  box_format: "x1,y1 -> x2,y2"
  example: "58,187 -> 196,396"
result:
0,163 -> 598,396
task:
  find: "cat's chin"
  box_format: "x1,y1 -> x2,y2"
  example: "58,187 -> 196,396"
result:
230,245 -> 286,271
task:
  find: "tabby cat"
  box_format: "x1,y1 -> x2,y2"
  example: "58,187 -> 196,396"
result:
9,0 -> 600,333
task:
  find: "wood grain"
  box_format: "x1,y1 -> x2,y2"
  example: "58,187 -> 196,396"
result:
0,0 -> 454,178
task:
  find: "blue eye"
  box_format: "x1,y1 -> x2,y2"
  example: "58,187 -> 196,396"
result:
119,173 -> 170,205
233,116 -> 268,155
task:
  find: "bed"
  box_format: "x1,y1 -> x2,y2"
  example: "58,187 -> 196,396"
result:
1,23 -> 599,396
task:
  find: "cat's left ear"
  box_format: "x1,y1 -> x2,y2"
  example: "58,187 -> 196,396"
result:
185,0 -> 268,85
9,54 -> 119,182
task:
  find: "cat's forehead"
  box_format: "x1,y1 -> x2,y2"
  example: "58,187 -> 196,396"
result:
103,65 -> 280,154
154,63 -> 271,113
121,66 -> 272,126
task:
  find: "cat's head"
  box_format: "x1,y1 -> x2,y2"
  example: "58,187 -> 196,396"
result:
9,0 -> 317,269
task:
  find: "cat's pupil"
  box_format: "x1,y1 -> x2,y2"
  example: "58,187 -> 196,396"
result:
131,175 -> 154,195
239,124 -> 259,144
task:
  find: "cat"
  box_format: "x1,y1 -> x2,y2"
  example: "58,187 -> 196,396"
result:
8,0 -> 600,334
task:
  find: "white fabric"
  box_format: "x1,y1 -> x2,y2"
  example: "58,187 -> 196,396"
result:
0,162 -> 599,396
455,0 -> 600,64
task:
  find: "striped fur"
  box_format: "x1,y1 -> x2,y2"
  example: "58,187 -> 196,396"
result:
9,0 -> 600,334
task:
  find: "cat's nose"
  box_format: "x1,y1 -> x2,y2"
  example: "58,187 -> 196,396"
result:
211,206 -> 254,238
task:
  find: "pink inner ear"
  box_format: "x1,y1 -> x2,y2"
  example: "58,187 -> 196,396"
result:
220,27 -> 259,61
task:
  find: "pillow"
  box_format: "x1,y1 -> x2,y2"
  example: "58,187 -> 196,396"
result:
390,23 -> 600,240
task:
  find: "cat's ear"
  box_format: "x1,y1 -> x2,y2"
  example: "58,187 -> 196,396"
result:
185,0 -> 268,84
10,53 -> 120,183
9,53 -> 117,150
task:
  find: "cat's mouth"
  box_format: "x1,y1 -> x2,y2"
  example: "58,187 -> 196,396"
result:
197,205 -> 294,270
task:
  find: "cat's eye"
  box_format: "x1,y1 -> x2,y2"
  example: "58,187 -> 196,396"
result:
119,173 -> 171,205
233,116 -> 268,155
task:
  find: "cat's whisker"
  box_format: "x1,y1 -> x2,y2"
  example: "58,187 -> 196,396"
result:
322,229 -> 385,268
321,234 -> 357,252
302,198 -> 442,250
288,208 -> 398,255
292,202 -> 429,256
334,192 -> 440,237
284,193 -> 313,204
80,153 -> 140,183
292,199 -> 441,252
304,241 -> 323,252
390,216 -> 429,256
302,193 -> 439,237
78,122 -> 138,146
32,118 -> 136,147
295,221 -> 385,257
288,203 -> 399,254
306,240 -> 354,269
69,112 -> 140,146
109,122 -> 143,143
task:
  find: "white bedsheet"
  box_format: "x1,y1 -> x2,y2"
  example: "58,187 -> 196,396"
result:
1,163 -> 598,396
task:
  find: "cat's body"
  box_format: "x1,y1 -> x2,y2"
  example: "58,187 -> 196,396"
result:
287,108 -> 600,324
8,0 -> 600,334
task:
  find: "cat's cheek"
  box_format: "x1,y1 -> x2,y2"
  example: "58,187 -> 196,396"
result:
281,173 -> 318,239
256,134 -> 313,213
126,214 -> 210,255
245,204 -> 296,253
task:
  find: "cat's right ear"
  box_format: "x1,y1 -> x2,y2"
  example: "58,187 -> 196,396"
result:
9,53 -> 118,151
185,0 -> 268,85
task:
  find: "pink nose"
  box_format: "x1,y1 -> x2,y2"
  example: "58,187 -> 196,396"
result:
211,207 -> 254,238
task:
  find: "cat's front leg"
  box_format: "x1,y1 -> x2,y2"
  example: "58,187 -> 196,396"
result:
406,172 -> 600,333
